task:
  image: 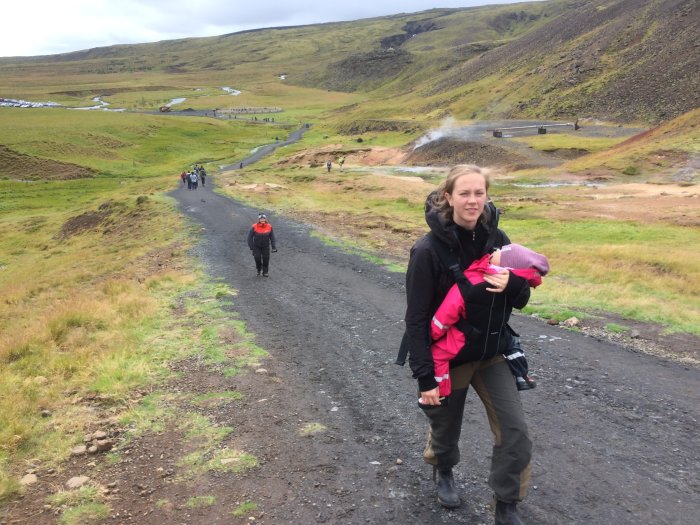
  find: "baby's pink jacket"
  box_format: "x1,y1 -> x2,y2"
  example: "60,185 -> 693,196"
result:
430,254 -> 543,396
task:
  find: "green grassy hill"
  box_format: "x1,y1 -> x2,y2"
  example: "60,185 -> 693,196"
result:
1,0 -> 697,125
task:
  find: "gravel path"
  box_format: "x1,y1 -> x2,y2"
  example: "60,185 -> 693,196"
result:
6,163 -> 696,525
167,179 -> 700,524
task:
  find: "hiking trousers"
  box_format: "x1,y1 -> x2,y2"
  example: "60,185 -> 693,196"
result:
421,356 -> 532,503
251,246 -> 270,274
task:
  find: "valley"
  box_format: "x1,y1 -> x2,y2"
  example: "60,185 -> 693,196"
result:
0,0 -> 698,523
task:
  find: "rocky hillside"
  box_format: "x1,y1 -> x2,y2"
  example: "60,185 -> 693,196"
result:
429,0 -> 699,123
0,0 -> 697,124
285,0 -> 699,123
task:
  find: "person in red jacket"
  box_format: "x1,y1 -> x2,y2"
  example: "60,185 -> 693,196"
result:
247,213 -> 277,277
427,244 -> 549,400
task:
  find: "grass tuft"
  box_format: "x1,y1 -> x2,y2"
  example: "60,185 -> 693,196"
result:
300,423 -> 327,436
186,495 -> 216,508
232,501 -> 259,517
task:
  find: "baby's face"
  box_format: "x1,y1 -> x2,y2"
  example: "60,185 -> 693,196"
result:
490,249 -> 502,266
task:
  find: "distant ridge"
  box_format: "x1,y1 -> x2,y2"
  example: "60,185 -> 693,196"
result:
0,0 -> 697,124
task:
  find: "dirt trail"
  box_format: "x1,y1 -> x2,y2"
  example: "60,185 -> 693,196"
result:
6,180 -> 699,525
219,124 -> 310,171
163,184 -> 700,523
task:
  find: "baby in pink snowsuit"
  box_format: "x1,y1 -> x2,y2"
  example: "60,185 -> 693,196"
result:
428,243 -> 549,399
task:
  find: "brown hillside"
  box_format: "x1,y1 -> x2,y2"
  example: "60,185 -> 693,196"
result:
436,0 -> 699,123
404,138 -> 528,169
0,145 -> 95,180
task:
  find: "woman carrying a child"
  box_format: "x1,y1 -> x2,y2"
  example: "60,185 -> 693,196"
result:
402,164 -> 536,525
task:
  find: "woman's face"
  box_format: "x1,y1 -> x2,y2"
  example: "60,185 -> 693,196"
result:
445,172 -> 488,229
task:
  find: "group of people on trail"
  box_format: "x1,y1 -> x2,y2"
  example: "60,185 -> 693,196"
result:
398,164 -> 550,525
325,156 -> 345,173
181,164 -> 207,190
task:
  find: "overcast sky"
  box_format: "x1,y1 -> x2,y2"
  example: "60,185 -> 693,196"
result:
1,0 -> 535,58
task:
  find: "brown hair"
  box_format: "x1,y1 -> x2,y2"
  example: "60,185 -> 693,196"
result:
434,164 -> 492,224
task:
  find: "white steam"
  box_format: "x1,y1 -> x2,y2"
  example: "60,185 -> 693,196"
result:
413,117 -> 458,150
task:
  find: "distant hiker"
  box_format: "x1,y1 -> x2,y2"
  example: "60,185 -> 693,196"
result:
399,164 -> 534,521
326,159 -> 332,173
200,167 -> 207,186
180,171 -> 187,185
240,162 -> 244,169
338,156 -> 345,171
186,171 -> 193,190
429,243 -> 549,398
189,171 -> 198,190
247,213 -> 277,277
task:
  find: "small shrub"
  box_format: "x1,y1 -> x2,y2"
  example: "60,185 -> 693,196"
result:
49,484 -> 104,509
622,166 -> 640,176
292,174 -> 317,183
300,422 -> 326,436
60,502 -> 110,525
4,341 -> 34,363
0,474 -> 21,505
186,495 -> 215,508
49,313 -> 101,344
102,280 -> 132,296
605,323 -> 629,334
232,501 -> 259,517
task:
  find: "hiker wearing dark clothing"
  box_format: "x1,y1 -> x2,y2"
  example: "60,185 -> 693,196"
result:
200,168 -> 206,186
247,213 -> 277,277
399,164 -> 533,524
186,172 -> 193,190
326,159 -> 332,173
181,171 -> 187,185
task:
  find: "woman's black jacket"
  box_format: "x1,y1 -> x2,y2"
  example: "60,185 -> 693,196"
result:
403,194 -> 531,392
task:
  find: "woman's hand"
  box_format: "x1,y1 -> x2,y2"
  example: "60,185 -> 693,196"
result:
419,387 -> 441,406
483,269 -> 510,293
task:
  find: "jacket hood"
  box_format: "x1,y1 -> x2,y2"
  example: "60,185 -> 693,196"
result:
424,190 -> 500,247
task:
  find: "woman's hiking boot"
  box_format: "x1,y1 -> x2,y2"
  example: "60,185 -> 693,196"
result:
434,466 -> 461,508
495,500 -> 526,525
